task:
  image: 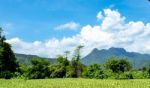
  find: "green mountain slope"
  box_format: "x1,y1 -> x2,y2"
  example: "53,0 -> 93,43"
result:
81,47 -> 150,68
15,53 -> 56,65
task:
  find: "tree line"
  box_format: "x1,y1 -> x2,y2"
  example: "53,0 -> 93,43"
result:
0,28 -> 150,79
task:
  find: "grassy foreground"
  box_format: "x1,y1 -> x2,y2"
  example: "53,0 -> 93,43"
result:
0,78 -> 150,88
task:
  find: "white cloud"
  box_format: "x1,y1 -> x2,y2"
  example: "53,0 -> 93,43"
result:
101,9 -> 125,31
55,21 -> 80,30
97,11 -> 103,20
6,9 -> 150,59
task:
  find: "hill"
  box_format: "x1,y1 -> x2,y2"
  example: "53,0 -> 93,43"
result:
81,47 -> 150,68
15,53 -> 56,65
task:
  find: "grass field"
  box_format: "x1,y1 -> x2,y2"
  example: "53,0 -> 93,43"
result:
0,78 -> 150,88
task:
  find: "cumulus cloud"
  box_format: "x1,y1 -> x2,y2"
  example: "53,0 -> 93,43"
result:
55,21 -> 80,30
6,9 -> 150,59
97,11 -> 103,20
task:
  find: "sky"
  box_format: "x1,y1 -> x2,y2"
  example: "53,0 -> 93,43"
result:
1,0 -> 150,58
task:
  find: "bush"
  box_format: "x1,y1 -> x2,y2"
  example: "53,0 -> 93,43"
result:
26,58 -> 50,79
82,64 -> 105,79
132,71 -> 148,79
118,72 -> 133,79
125,72 -> 133,79
94,70 -> 105,79
112,72 -> 133,79
50,66 -> 66,78
0,71 -> 13,79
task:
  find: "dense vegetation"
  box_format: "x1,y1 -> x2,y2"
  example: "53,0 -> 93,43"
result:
0,28 -> 19,79
1,28 -> 150,80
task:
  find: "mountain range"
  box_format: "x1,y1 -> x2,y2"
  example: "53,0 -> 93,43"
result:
15,47 -> 150,68
81,47 -> 150,68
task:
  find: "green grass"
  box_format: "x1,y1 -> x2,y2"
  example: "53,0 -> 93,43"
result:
0,78 -> 150,88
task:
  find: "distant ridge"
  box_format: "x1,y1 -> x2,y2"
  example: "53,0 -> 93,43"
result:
81,47 -> 150,68
15,48 -> 150,68
15,53 -> 56,65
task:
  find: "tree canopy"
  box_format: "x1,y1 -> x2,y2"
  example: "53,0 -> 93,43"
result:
0,28 -> 18,78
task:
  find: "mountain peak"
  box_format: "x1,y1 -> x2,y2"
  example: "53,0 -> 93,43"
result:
108,47 -> 126,53
92,48 -> 99,52
82,47 -> 150,68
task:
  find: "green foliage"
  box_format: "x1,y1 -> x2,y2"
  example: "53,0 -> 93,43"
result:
137,65 -> 150,78
116,72 -> 133,79
0,43 -> 18,72
82,64 -> 105,79
124,72 -> 133,79
132,71 -> 148,79
26,58 -> 50,79
0,71 -> 14,79
49,56 -> 70,78
0,28 -> 18,79
68,45 -> 85,78
105,57 -> 132,73
147,67 -> 150,78
57,55 -> 69,66
69,59 -> 83,78
50,66 -> 66,78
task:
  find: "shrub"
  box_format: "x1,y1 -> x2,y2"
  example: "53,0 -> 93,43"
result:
82,64 -> 105,79
125,72 -> 133,79
0,71 -> 13,79
26,58 -> 50,79
132,71 -> 148,79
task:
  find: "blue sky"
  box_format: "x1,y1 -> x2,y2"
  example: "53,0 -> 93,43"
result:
2,0 -> 150,57
1,0 -> 150,41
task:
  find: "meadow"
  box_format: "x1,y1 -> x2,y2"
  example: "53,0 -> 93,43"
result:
0,78 -> 150,88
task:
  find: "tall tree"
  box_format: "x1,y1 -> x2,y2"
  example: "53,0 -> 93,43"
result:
64,51 -> 70,60
73,45 -> 84,61
0,28 -> 18,75
70,45 -> 84,78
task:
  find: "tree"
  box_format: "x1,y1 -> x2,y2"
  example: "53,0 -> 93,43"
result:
0,43 -> 18,72
64,51 -> 70,59
0,28 -> 6,45
73,45 -> 84,61
146,65 -> 150,78
50,56 -> 69,78
57,55 -> 69,66
70,45 -> 84,78
118,58 -> 132,72
27,58 -> 50,79
83,64 -> 105,79
105,57 -> 131,73
0,28 -> 18,78
148,68 -> 150,78
105,57 -> 119,73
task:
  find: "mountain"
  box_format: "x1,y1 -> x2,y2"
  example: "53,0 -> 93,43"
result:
15,53 -> 56,65
81,47 -> 150,68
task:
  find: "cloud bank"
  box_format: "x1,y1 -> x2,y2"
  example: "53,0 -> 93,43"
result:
6,9 -> 150,59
